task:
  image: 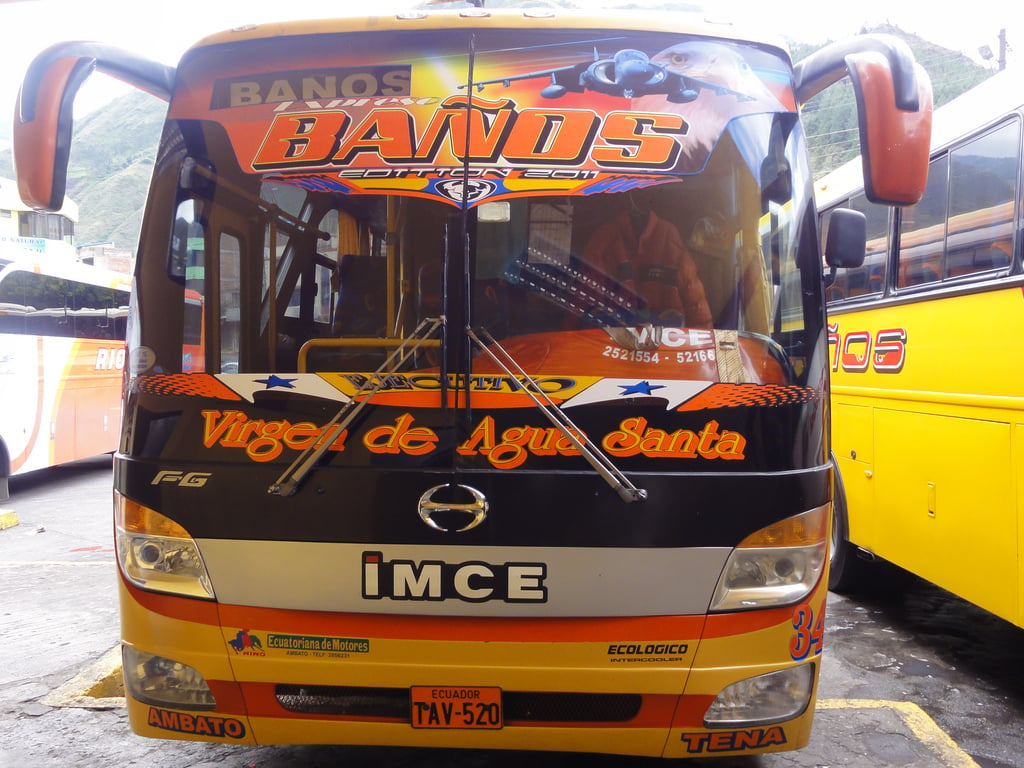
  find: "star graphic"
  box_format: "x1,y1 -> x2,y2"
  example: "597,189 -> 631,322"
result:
254,374 -> 298,390
618,380 -> 665,397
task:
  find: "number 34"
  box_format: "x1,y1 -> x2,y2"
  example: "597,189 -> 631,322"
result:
790,602 -> 825,661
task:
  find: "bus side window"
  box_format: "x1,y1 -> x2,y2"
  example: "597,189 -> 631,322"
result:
898,153 -> 947,290
945,119 -> 1019,279
823,198 -> 888,303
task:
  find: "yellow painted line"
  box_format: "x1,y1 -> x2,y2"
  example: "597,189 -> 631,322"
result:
818,699 -> 980,767
0,509 -> 18,530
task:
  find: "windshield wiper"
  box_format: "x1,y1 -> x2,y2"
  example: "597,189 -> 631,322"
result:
268,316 -> 444,497
466,327 -> 647,504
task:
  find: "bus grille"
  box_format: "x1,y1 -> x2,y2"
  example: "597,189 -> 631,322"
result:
275,685 -> 642,723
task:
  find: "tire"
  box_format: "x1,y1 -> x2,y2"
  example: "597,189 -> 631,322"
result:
828,457 -> 871,593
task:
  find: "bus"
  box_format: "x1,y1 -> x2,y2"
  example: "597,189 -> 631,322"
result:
13,8 -> 930,758
0,251 -> 130,501
817,66 -> 1024,627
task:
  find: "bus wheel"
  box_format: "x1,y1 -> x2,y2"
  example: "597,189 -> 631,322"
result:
828,463 -> 868,593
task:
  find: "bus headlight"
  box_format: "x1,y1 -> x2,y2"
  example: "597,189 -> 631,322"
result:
115,493 -> 215,600
709,505 -> 828,611
122,645 -> 216,710
704,664 -> 814,726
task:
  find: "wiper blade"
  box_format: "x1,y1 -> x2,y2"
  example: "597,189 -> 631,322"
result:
467,327 -> 647,504
268,317 -> 444,497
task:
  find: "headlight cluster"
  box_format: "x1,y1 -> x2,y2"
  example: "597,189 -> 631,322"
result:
709,505 -> 829,612
115,493 -> 215,599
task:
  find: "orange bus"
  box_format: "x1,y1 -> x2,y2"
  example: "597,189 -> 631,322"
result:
0,255 -> 129,500
14,8 -> 930,757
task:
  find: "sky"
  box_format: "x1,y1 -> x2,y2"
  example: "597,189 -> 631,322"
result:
0,0 -> 1020,125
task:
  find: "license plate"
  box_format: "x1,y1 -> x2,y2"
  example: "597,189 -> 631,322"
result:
410,686 -> 503,729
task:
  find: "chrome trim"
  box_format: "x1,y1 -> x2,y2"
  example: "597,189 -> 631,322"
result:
417,483 -> 489,532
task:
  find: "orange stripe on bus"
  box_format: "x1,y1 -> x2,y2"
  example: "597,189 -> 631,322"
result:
122,573 -> 221,625
700,605 -> 794,638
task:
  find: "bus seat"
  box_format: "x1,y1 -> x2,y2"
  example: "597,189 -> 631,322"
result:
417,261 -> 509,337
902,264 -> 940,287
417,260 -> 442,321
323,254 -> 388,371
976,244 -> 1010,270
868,265 -> 884,293
333,254 -> 387,337
846,270 -> 868,296
825,284 -> 845,302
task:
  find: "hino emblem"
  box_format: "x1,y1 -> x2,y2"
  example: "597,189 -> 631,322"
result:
417,483 -> 489,532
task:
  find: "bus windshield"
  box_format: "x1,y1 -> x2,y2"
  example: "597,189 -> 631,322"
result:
149,29 -> 815,421
162,112 -> 811,376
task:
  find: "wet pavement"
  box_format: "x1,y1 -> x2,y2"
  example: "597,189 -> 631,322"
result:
2,455 -> 1021,767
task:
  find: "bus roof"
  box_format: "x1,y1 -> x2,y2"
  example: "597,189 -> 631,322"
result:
186,8 -> 791,60
815,66 -> 1024,209
0,258 -> 132,291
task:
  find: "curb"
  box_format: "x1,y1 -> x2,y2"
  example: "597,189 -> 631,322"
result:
42,645 -> 125,710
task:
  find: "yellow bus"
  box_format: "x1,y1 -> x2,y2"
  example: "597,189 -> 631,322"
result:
14,8 -> 929,758
817,67 -> 1024,627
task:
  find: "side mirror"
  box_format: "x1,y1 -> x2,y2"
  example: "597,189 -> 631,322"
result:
794,34 -> 933,207
13,56 -> 95,211
824,208 -> 867,270
847,55 -> 933,206
13,41 -> 174,211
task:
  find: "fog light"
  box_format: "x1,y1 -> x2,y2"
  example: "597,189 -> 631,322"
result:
704,664 -> 814,727
122,645 -> 216,710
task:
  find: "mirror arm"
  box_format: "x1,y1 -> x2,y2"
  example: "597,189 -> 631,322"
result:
793,34 -> 919,111
19,41 -> 174,123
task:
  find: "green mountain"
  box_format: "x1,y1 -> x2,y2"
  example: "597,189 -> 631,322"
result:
0,25 -> 993,253
0,88 -> 165,251
794,24 -> 991,177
